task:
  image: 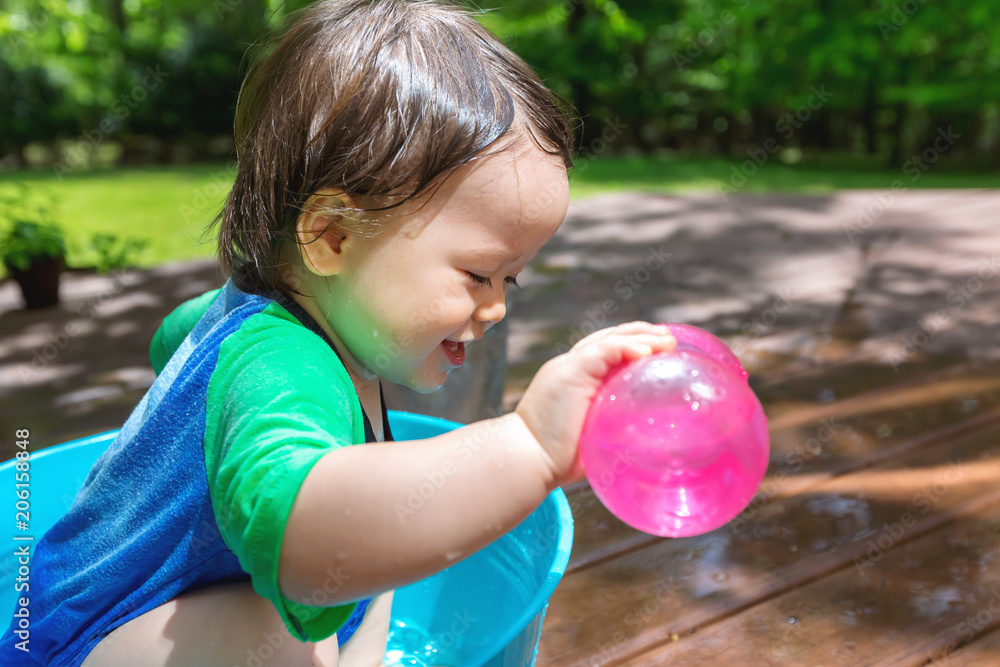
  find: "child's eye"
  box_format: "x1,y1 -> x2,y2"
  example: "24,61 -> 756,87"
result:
466,272 -> 521,292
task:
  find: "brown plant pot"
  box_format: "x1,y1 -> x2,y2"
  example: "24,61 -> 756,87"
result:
6,257 -> 63,309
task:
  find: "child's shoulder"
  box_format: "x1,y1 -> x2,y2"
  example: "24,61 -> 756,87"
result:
151,286 -> 225,374
153,281 -> 350,388
232,300 -> 333,352
204,291 -> 367,443
218,294 -> 344,372
224,293 -> 360,391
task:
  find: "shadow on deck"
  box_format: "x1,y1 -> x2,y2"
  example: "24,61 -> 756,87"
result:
0,189 -> 998,665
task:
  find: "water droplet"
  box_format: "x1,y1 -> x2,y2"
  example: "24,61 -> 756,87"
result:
787,616 -> 797,624
691,401 -> 700,411
609,394 -> 616,401
647,417 -> 655,425
445,551 -> 461,562
372,329 -> 379,338
712,572 -> 728,582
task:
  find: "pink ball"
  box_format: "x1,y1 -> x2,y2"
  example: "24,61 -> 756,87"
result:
579,324 -> 770,538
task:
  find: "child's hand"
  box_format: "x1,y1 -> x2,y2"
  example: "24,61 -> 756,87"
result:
515,321 -> 677,487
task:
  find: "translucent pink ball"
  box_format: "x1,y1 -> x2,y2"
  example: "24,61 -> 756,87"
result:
579,324 -> 770,538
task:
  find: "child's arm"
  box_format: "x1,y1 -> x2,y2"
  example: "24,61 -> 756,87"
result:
278,321 -> 675,605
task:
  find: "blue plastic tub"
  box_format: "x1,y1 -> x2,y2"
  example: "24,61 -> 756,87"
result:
0,411 -> 573,666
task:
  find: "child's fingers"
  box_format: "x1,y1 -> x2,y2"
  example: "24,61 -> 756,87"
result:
596,333 -> 676,356
572,321 -> 670,350
602,334 -> 676,360
573,332 -> 676,379
620,342 -> 654,361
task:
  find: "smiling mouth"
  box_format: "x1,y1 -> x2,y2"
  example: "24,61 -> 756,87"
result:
441,340 -> 466,366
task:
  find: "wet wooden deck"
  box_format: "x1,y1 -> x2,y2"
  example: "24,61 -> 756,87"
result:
1,188 -> 998,665
519,190 -> 1000,666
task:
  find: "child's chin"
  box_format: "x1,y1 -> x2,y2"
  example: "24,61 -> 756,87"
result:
413,379 -> 447,394
402,372 -> 448,395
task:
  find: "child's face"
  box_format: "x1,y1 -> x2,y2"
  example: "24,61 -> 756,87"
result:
300,134 -> 569,393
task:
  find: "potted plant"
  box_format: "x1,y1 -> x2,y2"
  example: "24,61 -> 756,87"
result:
88,232 -> 149,275
0,187 -> 67,309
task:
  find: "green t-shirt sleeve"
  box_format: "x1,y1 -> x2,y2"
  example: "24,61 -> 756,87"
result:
202,302 -> 368,642
150,287 -> 224,375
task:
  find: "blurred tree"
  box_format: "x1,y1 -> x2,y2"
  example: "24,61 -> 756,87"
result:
1,0 -> 997,168
479,0 -> 1000,167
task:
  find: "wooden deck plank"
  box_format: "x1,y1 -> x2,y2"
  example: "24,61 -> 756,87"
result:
933,628 -> 1000,666
538,423 -> 1000,666
561,361 -> 1000,572
619,500 -> 1000,667
562,406 -> 1000,575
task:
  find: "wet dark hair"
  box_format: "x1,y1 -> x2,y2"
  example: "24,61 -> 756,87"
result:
210,0 -> 575,296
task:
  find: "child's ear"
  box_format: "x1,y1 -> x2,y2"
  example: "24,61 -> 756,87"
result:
295,189 -> 357,276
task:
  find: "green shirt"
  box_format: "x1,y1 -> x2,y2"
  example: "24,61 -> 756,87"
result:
151,286 -> 368,641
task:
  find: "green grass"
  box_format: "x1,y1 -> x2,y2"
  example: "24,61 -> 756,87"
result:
567,155 -> 1000,198
0,164 -> 232,276
1,157 -> 996,278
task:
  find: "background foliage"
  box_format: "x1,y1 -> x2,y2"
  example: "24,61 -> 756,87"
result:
2,0 -> 998,171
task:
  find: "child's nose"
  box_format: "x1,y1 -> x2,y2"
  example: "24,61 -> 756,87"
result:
473,293 -> 506,328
